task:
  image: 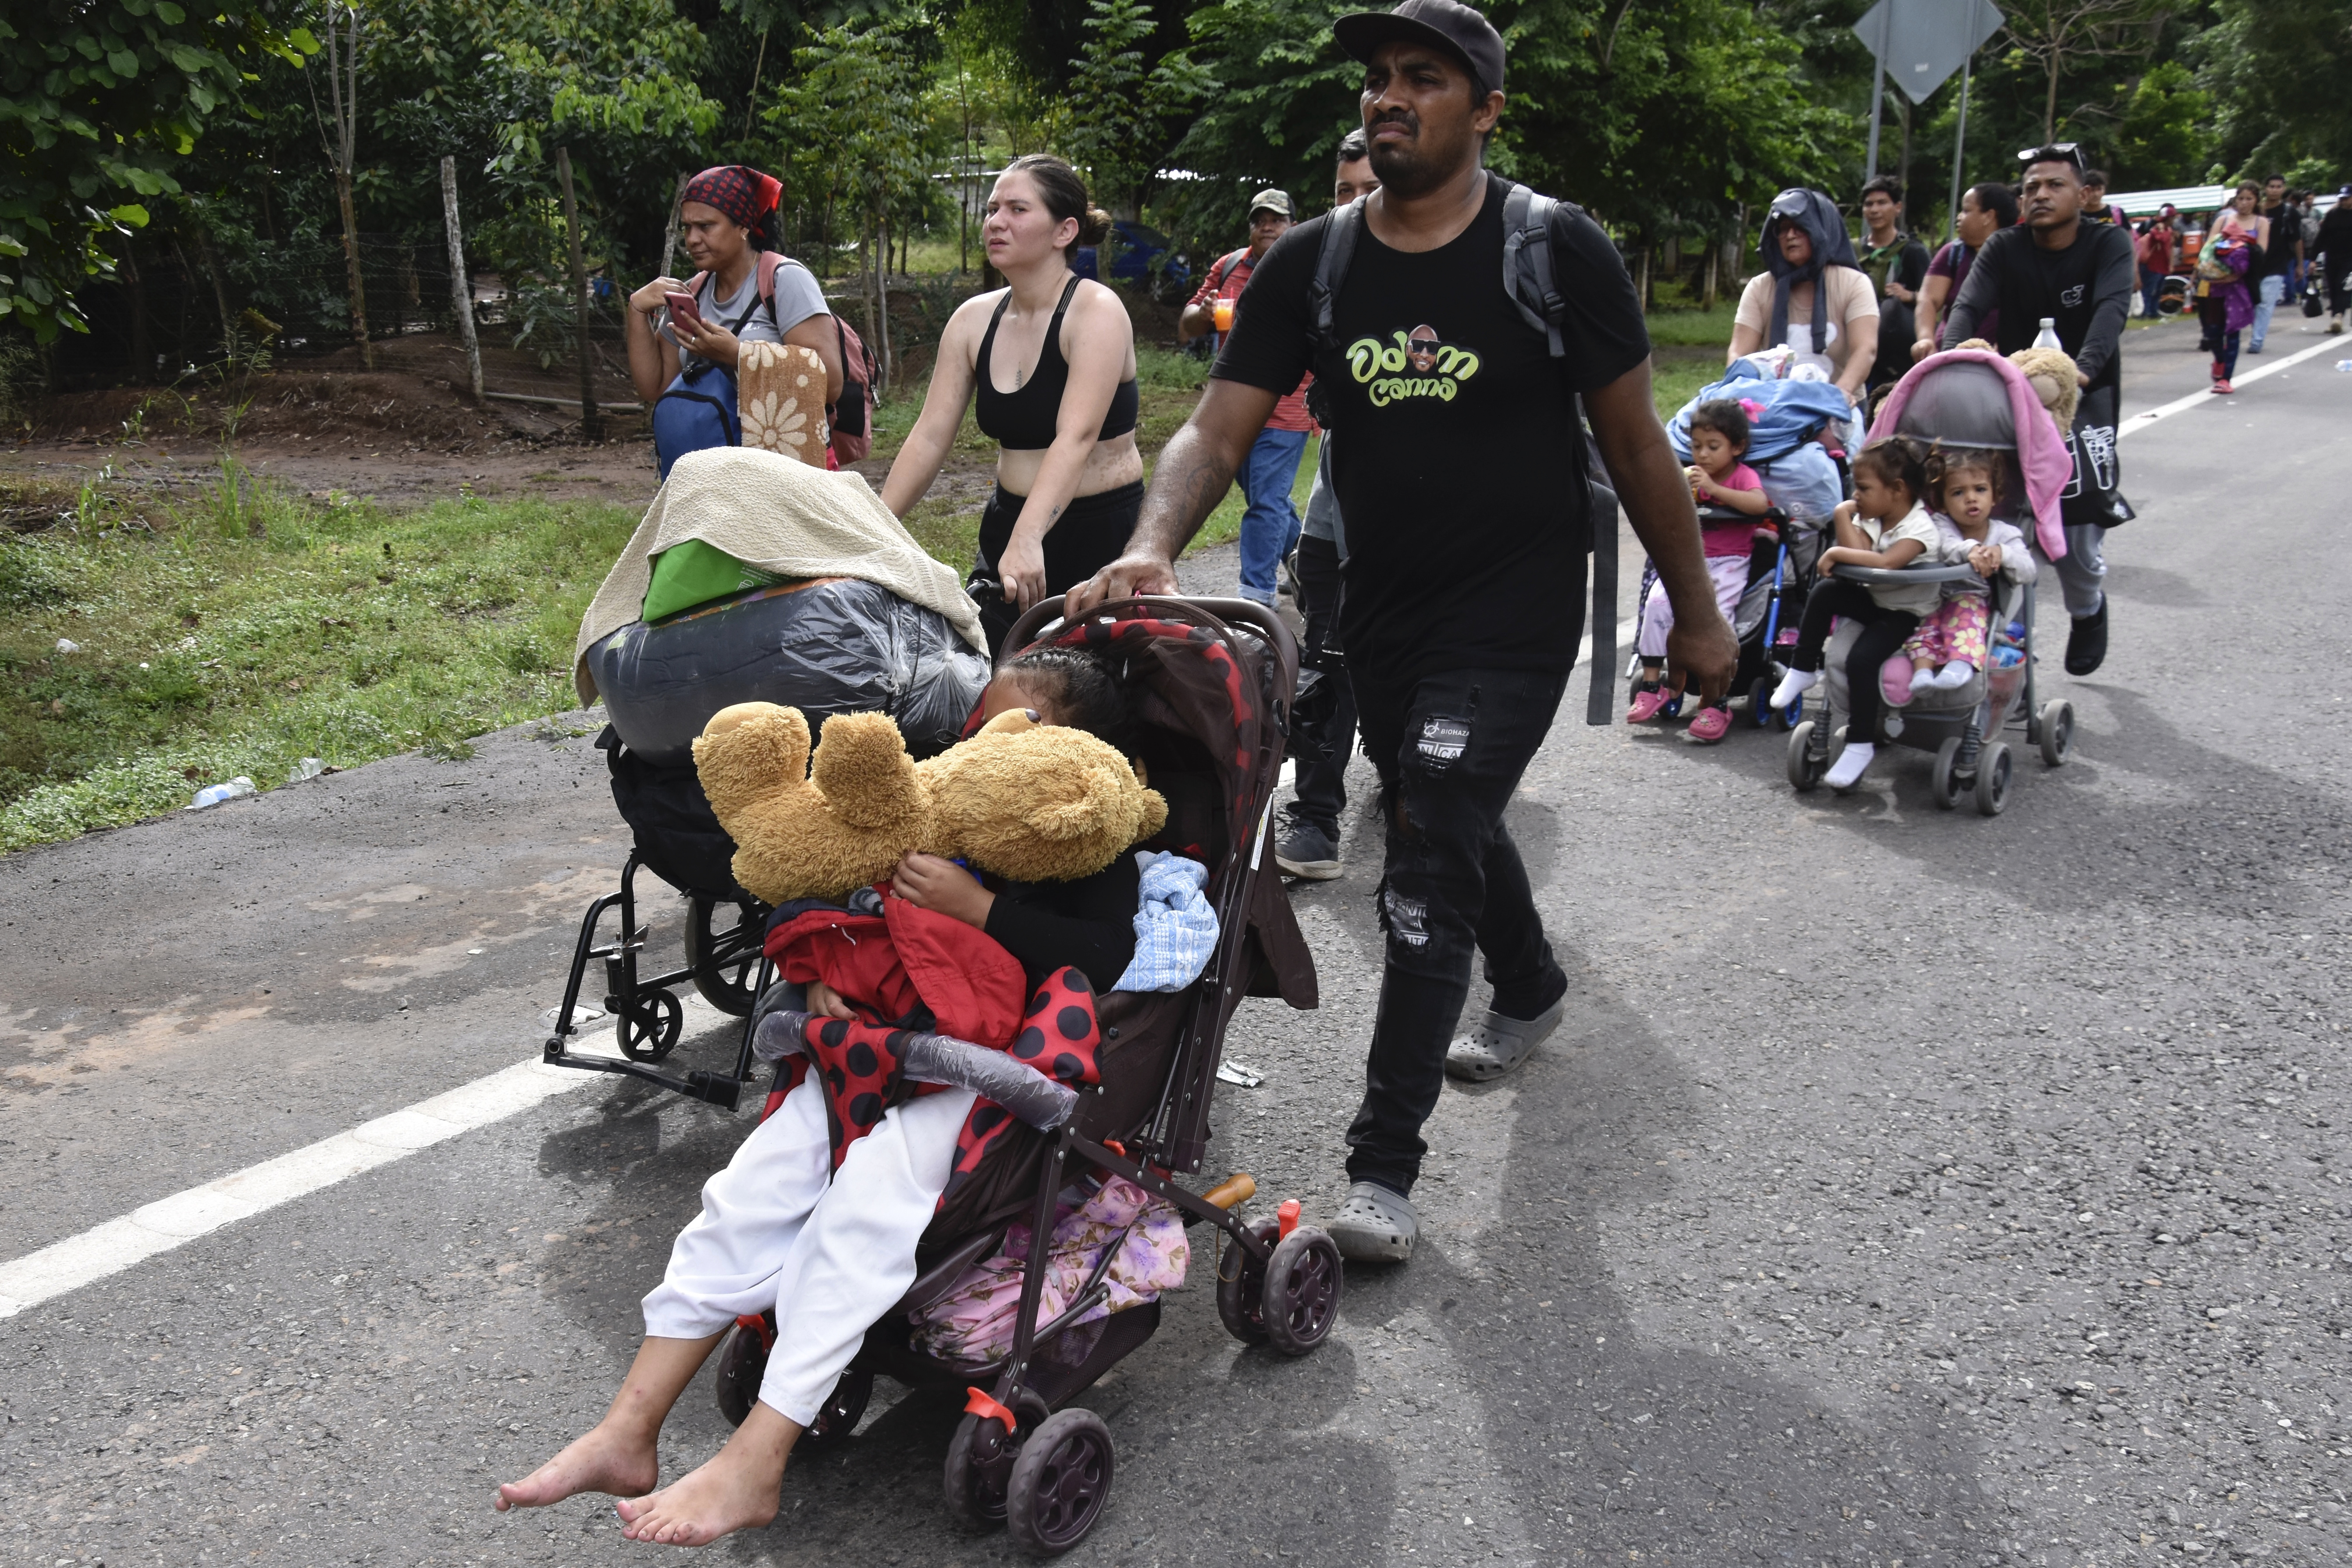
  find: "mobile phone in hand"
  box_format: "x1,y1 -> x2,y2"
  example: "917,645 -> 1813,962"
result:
664,292 -> 704,336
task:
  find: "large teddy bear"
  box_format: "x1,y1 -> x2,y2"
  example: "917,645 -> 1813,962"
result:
692,702 -> 1168,904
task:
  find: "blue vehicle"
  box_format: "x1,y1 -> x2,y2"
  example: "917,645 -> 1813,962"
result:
1073,220 -> 1189,301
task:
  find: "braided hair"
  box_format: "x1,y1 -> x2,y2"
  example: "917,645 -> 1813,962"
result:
1003,647 -> 1137,755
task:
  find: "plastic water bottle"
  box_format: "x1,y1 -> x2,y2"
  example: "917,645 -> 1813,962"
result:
54,638 -> 80,654
293,757 -> 327,781
2337,359 -> 2352,373
2033,317 -> 2062,350
188,776 -> 257,810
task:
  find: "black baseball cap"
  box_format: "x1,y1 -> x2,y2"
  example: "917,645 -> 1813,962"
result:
1335,0 -> 1505,95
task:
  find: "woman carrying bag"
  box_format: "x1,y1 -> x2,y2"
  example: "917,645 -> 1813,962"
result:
626,166 -> 845,475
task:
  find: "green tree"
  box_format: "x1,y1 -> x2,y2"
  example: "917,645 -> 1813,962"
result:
1064,0 -> 1214,220
0,0 -> 315,342
2110,59 -> 2210,187
2192,0 -> 2352,177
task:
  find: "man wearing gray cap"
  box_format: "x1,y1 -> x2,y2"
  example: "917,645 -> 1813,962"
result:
1075,0 -> 1734,1262
1181,188 -> 1317,607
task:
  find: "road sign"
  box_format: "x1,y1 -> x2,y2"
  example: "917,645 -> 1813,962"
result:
1853,0 -> 2005,105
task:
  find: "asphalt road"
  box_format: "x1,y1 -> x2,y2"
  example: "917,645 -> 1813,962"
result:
4,310 -> 2348,1568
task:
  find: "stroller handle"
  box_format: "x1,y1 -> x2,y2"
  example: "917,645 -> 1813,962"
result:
1828,562 -> 1983,588
1000,593 -> 1302,674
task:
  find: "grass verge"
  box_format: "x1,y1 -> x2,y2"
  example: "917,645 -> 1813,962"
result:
1,476 -> 635,852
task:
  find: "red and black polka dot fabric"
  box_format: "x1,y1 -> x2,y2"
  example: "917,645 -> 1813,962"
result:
942,968 -> 1098,1208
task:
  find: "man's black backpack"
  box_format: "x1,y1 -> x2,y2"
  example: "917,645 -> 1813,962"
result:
1300,177 -> 1624,725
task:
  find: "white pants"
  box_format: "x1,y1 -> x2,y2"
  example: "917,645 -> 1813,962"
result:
640,1075 -> 975,1424
1637,554 -> 1751,659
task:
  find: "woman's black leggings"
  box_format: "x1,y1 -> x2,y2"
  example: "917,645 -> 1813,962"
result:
973,480 -> 1143,654
1790,579 -> 1920,739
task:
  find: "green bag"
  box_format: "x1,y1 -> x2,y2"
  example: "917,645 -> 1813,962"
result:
642,539 -> 786,623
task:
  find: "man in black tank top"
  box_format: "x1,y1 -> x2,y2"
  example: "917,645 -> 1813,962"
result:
1072,0 -> 1736,1266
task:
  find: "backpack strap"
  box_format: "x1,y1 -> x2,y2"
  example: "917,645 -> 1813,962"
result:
1306,200 -> 1366,365
1500,181 -> 1567,358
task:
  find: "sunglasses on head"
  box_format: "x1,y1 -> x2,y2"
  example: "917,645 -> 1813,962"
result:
2017,142 -> 2084,169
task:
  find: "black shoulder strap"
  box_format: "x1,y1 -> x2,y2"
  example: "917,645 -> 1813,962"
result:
1307,199 -> 1366,363
1500,180 -> 1567,357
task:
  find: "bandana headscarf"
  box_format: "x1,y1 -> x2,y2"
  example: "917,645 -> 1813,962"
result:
682,165 -> 783,233
1758,188 -> 1861,352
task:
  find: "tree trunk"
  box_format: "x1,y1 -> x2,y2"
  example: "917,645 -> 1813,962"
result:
123,237 -> 149,384
659,171 -> 689,279
335,169 -> 373,367
440,155 -> 482,403
877,212 -> 894,391
555,146 -> 603,441
1701,231 -> 1719,312
1635,239 -> 1652,314
2045,62 -> 2060,145
192,227 -> 234,356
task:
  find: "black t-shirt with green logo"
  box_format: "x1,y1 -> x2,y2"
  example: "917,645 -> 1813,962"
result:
1211,175 -> 1650,685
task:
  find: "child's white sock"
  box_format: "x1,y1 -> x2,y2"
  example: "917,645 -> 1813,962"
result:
1908,663 -> 1938,692
1825,741 -> 1876,789
1929,661 -> 1977,690
1768,668 -> 1818,710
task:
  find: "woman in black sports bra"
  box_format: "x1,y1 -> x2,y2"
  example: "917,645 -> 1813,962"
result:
882,155 -> 1142,651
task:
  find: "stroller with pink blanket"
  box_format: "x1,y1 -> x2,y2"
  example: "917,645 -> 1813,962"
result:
1787,350 -> 2080,814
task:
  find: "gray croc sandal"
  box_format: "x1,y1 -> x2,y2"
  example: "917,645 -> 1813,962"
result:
1328,1181 -> 1419,1263
1444,996 -> 1566,1083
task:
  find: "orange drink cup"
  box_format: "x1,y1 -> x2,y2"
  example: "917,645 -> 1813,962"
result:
1213,296 -> 1235,333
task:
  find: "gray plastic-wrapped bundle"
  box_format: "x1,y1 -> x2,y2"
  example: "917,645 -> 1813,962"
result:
586,579 -> 990,765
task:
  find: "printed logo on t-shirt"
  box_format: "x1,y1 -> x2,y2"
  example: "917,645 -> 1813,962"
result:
1346,323 -> 1481,406
2059,284 -> 2085,307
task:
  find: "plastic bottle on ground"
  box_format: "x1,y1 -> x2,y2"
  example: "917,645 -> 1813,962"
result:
188,777 -> 258,810
293,757 -> 327,781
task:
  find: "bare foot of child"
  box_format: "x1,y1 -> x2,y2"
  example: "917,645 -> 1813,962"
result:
614,1405 -> 799,1546
495,1420 -> 660,1511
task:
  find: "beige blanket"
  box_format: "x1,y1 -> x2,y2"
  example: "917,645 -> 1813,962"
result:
573,444 -> 987,704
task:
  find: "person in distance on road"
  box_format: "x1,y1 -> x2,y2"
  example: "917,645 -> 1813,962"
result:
1939,145 -> 2134,678
1911,182 -> 2017,361
1068,0 -> 1737,1265
2319,186 -> 2352,335
1178,189 -> 1317,610
1275,127 -> 1382,884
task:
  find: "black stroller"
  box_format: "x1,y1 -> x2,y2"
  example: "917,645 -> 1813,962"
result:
708,594 -> 1332,1557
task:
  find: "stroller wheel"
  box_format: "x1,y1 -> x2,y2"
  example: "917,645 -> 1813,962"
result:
1747,675 -> 1774,728
1786,720 -> 1823,793
2036,700 -> 2074,767
946,1408 -> 1018,1531
1215,1219 -> 1281,1344
683,896 -> 765,1017
1005,1408 -> 1115,1557
615,990 -> 683,1063
1931,737 -> 1966,811
1260,1226 -> 1344,1356
798,1368 -> 873,1449
1974,742 -> 2014,817
710,1314 -> 772,1428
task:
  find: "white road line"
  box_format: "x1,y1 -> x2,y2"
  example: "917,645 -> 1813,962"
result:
2119,335 -> 2339,439
0,1009 -> 720,1319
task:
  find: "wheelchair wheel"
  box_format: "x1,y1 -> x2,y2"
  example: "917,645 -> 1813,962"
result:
615,989 -> 682,1063
683,895 -> 764,1017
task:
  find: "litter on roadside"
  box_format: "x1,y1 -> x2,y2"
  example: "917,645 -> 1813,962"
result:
1215,1060 -> 1263,1088
54,638 -> 80,654
293,757 -> 327,780
187,777 -> 257,810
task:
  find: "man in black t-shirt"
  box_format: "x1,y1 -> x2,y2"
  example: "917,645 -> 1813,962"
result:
1943,145 -> 2136,677
1856,175 -> 1930,393
1070,0 -> 1735,1264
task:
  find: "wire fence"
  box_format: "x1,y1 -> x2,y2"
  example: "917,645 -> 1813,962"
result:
48,233 -> 630,391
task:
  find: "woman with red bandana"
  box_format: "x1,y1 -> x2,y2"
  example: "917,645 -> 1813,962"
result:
625,165 -> 844,410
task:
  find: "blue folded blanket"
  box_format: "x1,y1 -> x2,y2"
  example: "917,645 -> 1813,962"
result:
1114,852 -> 1219,993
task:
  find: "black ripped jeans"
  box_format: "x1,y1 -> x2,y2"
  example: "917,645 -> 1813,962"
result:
1343,663 -> 1572,1198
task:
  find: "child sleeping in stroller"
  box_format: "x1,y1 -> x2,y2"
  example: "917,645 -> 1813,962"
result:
496,647 -> 1147,1547
1888,447 -> 2036,701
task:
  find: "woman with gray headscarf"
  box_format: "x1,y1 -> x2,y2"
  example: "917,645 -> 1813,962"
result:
1727,189 -> 1881,412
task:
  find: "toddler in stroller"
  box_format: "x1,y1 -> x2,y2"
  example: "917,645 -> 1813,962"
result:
1889,448 -> 2035,699
1627,398 -> 1773,742
502,598 -> 1332,1555
1767,437 -> 1940,787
